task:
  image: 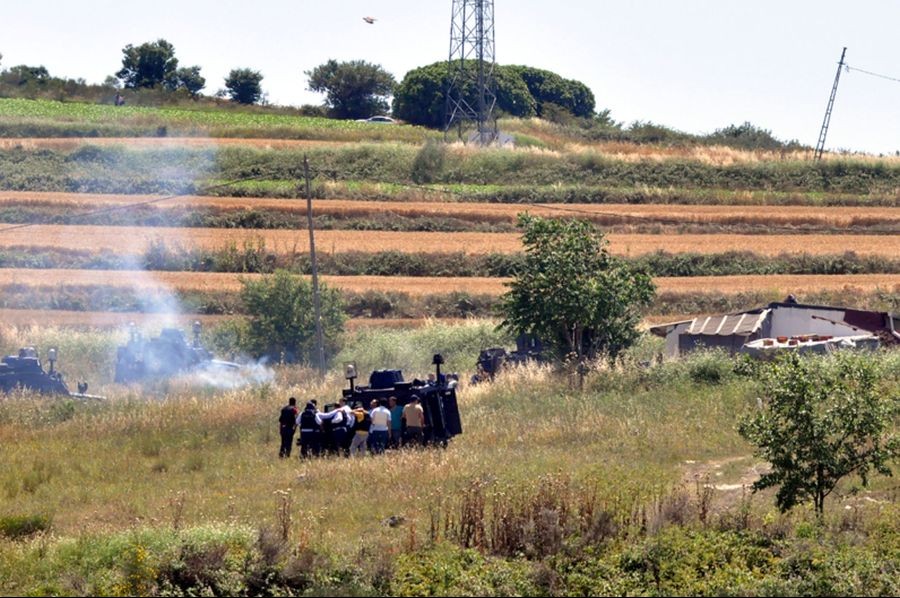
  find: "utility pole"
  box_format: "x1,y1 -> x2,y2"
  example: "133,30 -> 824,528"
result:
304,156 -> 326,372
814,47 -> 847,161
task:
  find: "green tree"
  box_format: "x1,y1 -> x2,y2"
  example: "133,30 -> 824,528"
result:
393,61 -> 536,128
739,352 -> 899,516
306,59 -> 396,119
2,65 -> 50,86
175,66 -> 205,97
240,270 -> 345,363
224,68 -> 264,104
116,39 -> 179,89
498,215 -> 655,360
506,65 -> 596,118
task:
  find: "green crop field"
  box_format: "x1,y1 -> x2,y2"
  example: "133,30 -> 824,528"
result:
0,98 -> 434,142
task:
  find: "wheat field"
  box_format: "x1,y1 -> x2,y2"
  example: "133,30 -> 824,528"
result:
2,268 -> 897,297
0,224 -> 896,256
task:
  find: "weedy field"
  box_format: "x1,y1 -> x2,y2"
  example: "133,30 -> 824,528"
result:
0,322 -> 897,596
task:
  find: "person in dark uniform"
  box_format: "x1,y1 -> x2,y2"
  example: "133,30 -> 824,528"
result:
278,397 -> 299,458
298,401 -> 322,458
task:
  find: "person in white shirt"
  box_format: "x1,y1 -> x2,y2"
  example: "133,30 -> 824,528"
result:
368,398 -> 392,454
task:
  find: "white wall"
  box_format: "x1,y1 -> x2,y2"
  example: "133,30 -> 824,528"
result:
767,307 -> 860,337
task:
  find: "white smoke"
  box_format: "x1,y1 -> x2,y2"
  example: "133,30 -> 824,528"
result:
183,359 -> 276,390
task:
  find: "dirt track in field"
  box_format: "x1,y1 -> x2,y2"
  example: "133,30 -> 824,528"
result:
0,224 -> 896,257
1,191 -> 897,229
2,269 -> 896,296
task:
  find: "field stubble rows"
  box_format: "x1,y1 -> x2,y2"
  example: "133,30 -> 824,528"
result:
1,268 -> 897,296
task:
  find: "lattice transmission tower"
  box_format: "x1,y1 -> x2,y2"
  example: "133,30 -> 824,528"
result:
445,0 -> 497,144
814,47 -> 847,161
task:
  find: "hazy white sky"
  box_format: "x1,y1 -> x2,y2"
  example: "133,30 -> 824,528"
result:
3,0 -> 900,153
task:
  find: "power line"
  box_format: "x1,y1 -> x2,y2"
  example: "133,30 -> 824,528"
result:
846,64 -> 900,85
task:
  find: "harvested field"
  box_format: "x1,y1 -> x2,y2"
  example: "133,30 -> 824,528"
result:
0,224 -> 896,257
0,308 -> 457,330
0,307 -> 688,330
1,269 -> 896,297
2,191 -> 898,230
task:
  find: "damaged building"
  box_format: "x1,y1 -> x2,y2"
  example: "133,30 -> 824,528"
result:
650,299 -> 900,358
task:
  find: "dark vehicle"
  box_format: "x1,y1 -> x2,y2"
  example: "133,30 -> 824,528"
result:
115,322 -> 239,383
341,354 -> 462,445
0,347 -> 99,398
473,334 -> 543,382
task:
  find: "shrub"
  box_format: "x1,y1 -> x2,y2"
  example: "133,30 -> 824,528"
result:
0,514 -> 51,539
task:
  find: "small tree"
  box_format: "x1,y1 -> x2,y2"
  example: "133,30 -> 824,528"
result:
240,270 -> 345,363
306,59 -> 396,119
175,66 -> 205,97
739,352 -> 899,516
499,215 -> 655,361
117,39 -> 179,89
224,68 -> 263,104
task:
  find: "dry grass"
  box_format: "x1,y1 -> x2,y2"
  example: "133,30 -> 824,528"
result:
2,268 -> 896,297
0,224 -> 896,257
2,191 -> 897,229
0,308 -> 461,330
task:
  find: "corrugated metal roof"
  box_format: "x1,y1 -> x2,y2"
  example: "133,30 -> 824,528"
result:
687,309 -> 770,336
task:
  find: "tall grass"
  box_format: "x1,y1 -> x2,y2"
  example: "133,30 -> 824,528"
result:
5,144 -> 900,198
0,328 -> 897,594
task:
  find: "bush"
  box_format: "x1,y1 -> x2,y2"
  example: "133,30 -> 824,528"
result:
0,514 -> 51,539
411,139 -> 446,184
240,269 -> 345,363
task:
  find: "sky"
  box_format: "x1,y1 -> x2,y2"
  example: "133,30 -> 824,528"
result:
2,0 -> 900,153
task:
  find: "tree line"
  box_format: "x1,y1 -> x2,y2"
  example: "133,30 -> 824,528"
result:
0,39 -> 601,125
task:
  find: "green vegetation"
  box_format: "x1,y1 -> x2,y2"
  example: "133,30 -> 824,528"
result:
5,143 -> 900,199
499,215 -> 654,359
116,39 -> 199,93
0,326 -> 897,595
0,99 -> 432,141
224,68 -> 264,105
307,59 -> 397,119
740,352 -> 899,516
4,245 -> 900,278
239,270 -> 345,363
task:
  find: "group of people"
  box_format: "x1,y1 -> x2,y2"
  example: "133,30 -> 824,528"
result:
278,395 -> 426,459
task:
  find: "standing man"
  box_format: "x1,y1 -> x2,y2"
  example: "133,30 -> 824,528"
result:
297,401 -> 322,458
278,397 -> 299,458
368,399 -> 392,454
402,396 -> 425,447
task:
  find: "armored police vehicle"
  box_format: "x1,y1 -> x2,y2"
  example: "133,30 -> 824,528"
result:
341,354 -> 462,444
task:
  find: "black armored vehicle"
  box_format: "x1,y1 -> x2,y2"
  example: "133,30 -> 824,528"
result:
473,334 -> 543,382
341,354 -> 462,444
0,347 -> 98,398
115,322 -> 239,384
